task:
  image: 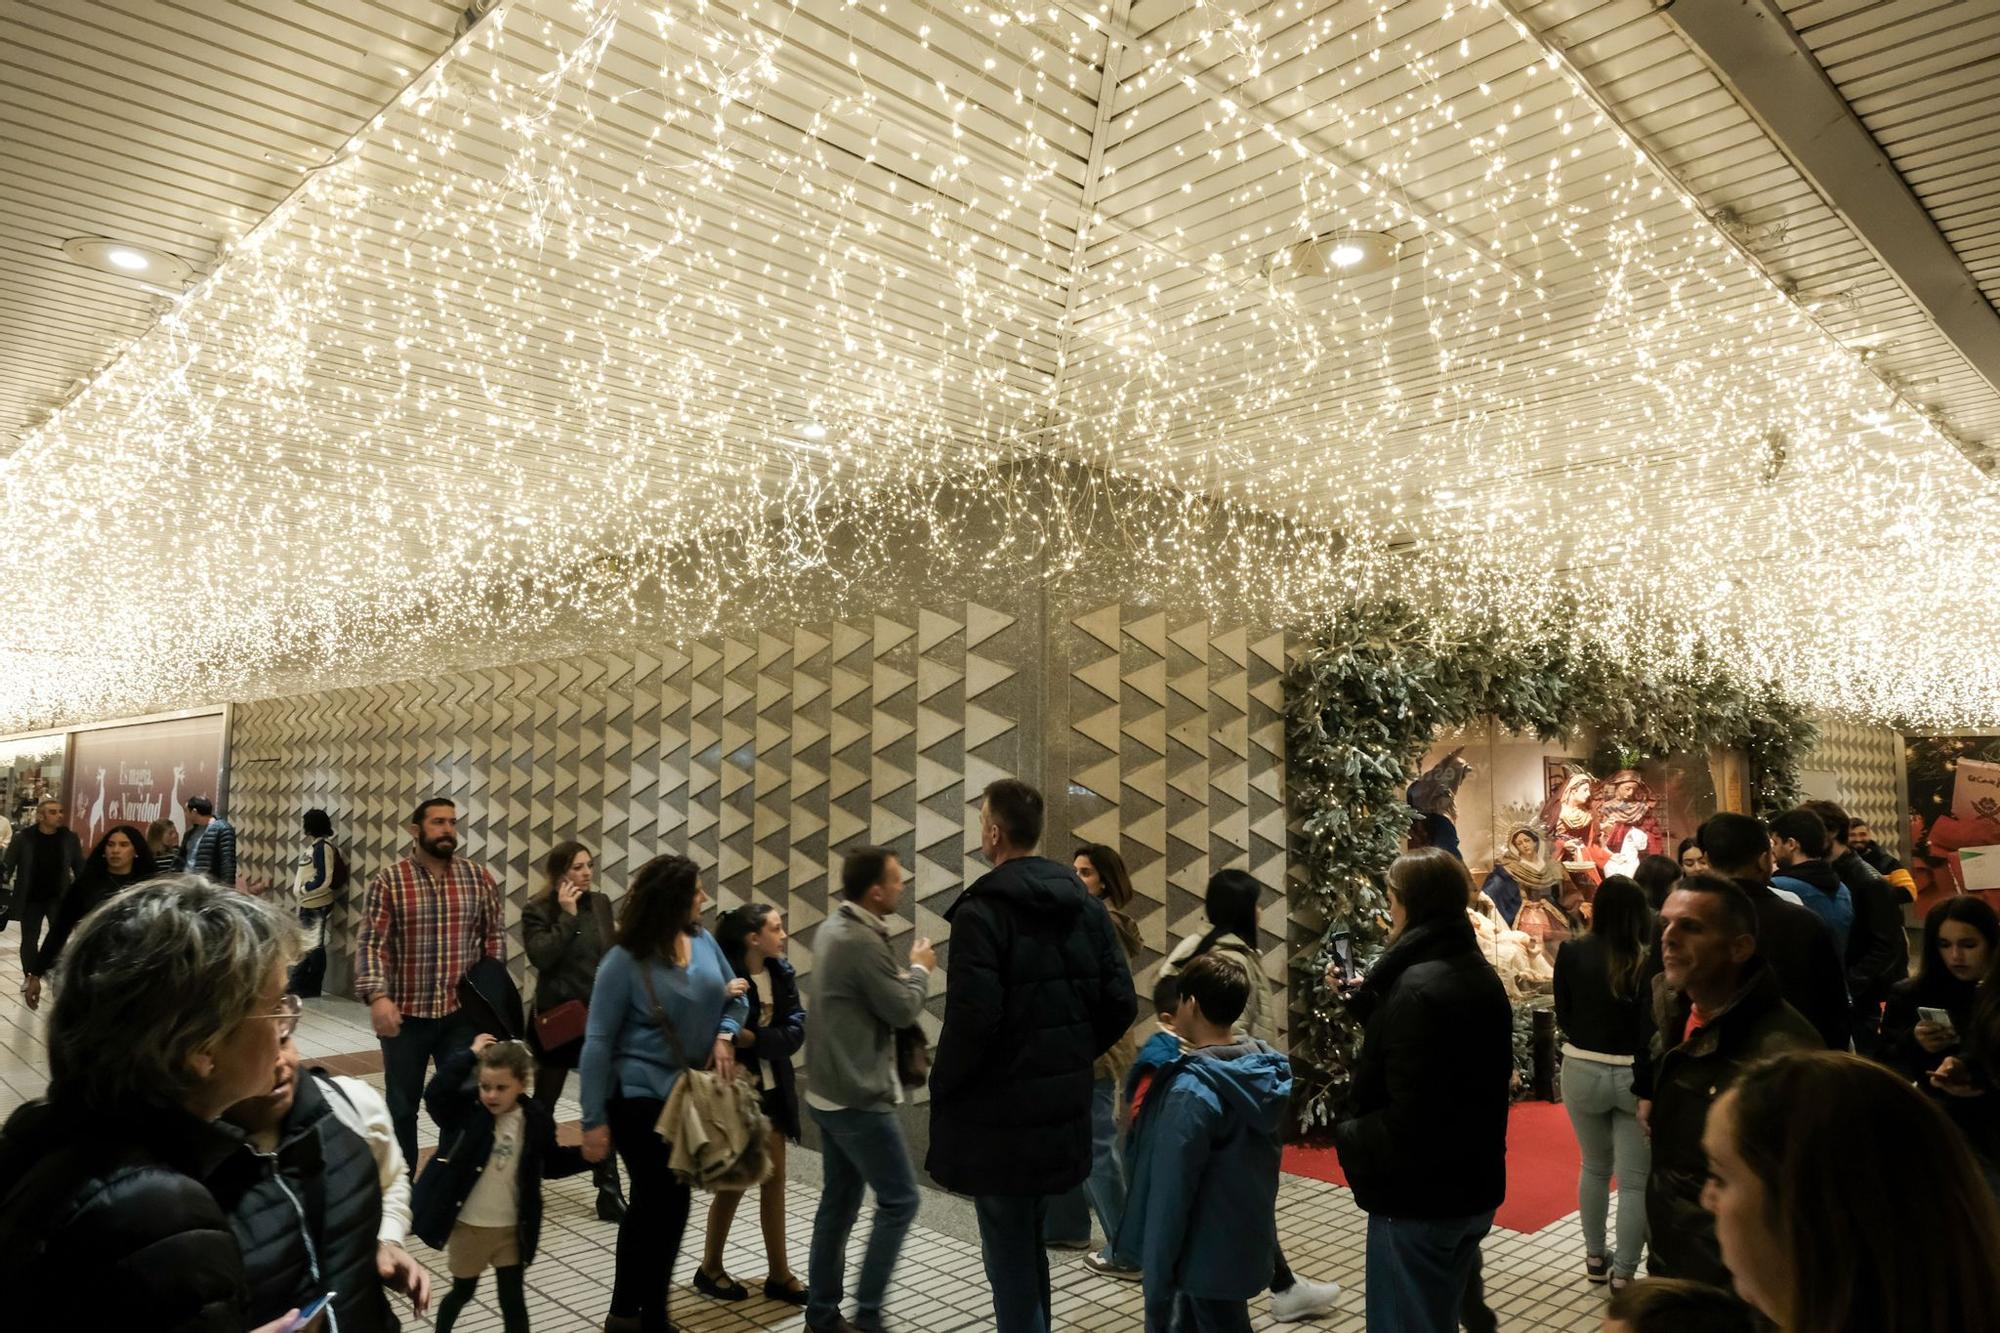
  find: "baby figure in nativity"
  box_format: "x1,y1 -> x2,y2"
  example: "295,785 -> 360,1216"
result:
1595,769 -> 1665,880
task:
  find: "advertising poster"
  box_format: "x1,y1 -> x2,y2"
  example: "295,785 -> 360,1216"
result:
1906,736 -> 2000,911
65,713 -> 227,855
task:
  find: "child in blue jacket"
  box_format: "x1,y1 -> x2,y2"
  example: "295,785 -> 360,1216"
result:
1118,952 -> 1293,1332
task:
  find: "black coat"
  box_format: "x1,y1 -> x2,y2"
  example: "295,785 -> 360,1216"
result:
739,957 -> 806,1141
412,1046 -> 588,1266
927,855 -> 1136,1196
0,1098 -> 251,1332
210,1072 -> 399,1333
1638,959 -> 1820,1284
1728,876 -> 1852,1051
522,889 -> 616,1065
1834,849 -> 1908,1004
1331,915 -> 1512,1219
32,868 -> 140,978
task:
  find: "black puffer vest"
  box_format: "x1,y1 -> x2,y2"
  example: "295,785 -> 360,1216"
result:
212,1072 -> 399,1333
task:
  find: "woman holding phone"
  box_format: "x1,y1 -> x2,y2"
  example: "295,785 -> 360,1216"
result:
522,840 -> 624,1221
1881,897 -> 1996,1085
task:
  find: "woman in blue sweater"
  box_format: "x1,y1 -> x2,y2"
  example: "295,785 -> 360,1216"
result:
580,856 -> 749,1333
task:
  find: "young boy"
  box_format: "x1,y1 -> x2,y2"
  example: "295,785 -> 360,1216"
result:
1119,952 -> 1292,1332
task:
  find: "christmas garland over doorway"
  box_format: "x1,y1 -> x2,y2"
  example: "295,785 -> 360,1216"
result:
1283,599 -> 1816,1129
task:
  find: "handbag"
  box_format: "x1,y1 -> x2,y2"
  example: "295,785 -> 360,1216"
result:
638,962 -> 771,1189
894,1024 -> 930,1089
534,999 -> 589,1051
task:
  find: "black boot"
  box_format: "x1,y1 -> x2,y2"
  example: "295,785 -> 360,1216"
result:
595,1158 -> 627,1222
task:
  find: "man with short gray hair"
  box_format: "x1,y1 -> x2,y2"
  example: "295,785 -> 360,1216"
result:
803,846 -> 934,1333
1,797 -> 83,990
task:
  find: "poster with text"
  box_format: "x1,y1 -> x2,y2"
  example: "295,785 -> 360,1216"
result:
1905,736 -> 2000,912
65,714 -> 227,856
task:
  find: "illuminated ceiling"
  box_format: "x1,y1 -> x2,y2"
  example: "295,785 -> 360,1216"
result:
2,0 -> 1997,730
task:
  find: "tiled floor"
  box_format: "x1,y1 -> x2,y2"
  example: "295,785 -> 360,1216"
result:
0,947 -> 1610,1330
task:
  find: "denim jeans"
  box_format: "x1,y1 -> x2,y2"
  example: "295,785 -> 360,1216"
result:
1561,1055 -> 1650,1277
379,1008 -> 478,1170
1363,1210 -> 1494,1333
290,905 -> 331,998
1047,1077 -> 1126,1257
807,1107 -> 921,1330
973,1193 -> 1052,1333
1144,1292 -> 1254,1332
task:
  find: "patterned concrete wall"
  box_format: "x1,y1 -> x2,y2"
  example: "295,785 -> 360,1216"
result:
231,601 -> 1033,1056
1050,604 -> 1290,1042
1802,719 -> 1907,857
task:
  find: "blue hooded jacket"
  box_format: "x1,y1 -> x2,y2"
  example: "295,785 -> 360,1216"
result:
1116,1034 -> 1292,1303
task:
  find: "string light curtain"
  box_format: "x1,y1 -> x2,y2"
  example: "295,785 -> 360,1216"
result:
3,0 -> 1995,732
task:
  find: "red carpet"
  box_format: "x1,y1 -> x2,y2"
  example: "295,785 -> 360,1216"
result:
1284,1101 -> 1582,1235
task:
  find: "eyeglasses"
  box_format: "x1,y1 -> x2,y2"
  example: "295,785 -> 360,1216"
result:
255,993 -> 303,1040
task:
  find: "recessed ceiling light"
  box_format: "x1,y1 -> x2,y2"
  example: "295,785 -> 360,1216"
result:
60,237 -> 194,287
1264,231 -> 1400,287
799,422 -> 828,441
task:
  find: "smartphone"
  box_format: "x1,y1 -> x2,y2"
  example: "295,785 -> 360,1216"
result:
1919,1007 -> 1958,1035
285,1293 -> 336,1333
1329,930 -> 1355,979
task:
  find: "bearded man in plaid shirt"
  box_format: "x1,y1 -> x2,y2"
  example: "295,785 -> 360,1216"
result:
357,796 -> 505,1168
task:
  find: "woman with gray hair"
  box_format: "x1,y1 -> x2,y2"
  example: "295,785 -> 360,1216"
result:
0,875 -> 308,1333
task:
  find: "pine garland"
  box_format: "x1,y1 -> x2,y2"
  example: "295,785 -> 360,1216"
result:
1284,600 -> 1816,1129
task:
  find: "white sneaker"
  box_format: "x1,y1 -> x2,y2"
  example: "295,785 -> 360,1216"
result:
1270,1277 -> 1341,1322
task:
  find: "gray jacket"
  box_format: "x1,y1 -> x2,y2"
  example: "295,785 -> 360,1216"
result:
805,901 -> 928,1112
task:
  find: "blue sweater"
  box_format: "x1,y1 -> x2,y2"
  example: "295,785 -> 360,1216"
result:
579,935 -> 748,1130
1117,1034 -> 1292,1304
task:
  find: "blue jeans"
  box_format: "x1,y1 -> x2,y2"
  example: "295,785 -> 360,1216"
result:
807,1107 -> 920,1329
1364,1211 -> 1495,1333
1562,1055 -> 1650,1277
973,1193 -> 1051,1333
1046,1077 -> 1126,1258
379,1009 -> 478,1171
1144,1293 -> 1253,1332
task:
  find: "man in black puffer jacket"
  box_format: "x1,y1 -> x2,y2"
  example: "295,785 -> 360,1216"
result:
929,779 -> 1136,1333
215,1034 -> 432,1332
1332,848 -> 1512,1333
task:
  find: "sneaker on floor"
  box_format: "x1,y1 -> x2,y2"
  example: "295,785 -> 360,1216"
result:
1082,1251 -> 1141,1281
1270,1277 -> 1341,1322
1608,1274 -> 1635,1294
1584,1254 -> 1609,1284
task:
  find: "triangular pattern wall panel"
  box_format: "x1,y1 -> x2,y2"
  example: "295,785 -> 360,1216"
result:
231,598 -> 1028,1047
1055,604 -> 1290,1047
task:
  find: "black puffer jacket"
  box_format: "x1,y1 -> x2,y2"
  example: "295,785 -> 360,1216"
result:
210,1073 -> 399,1333
1332,914 -> 1512,1219
412,1046 -> 588,1265
1834,848 -> 1908,1006
1638,959 -> 1820,1284
0,1098 -> 250,1332
928,855 -> 1136,1196
739,957 -> 807,1141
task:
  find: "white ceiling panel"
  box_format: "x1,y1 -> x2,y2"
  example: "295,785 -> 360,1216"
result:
1,0 -> 1997,730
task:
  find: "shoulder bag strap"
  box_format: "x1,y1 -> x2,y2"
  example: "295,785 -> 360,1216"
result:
637,958 -> 697,1071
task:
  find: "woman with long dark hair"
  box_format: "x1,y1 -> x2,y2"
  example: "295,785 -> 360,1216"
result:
579,856 -> 749,1333
1050,843 -> 1142,1277
1553,873 -> 1653,1289
1161,869 -> 1266,1038
695,902 -> 807,1305
23,822 -> 157,1009
1880,897 -> 1998,1085
522,840 -> 624,1222
1161,866 -> 1339,1321
1702,1051 -> 2000,1331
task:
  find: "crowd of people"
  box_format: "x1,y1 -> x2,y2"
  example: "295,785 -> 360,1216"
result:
6,778 -> 2000,1332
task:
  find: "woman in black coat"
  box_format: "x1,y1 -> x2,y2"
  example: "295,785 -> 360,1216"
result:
520,840 -> 623,1221
694,903 -> 808,1306
1883,898 -> 1997,1084
25,823 -> 156,1007
1330,848 -> 1513,1333
0,877 -> 305,1333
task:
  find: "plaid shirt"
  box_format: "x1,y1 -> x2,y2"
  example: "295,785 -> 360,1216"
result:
355,852 -> 504,1017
